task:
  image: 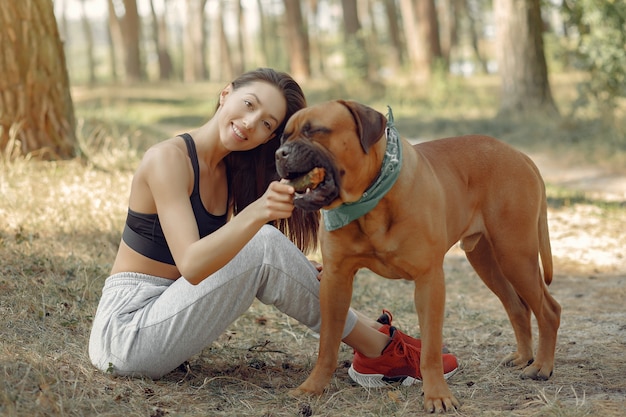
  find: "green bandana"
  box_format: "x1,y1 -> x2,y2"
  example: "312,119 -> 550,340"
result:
322,106 -> 402,231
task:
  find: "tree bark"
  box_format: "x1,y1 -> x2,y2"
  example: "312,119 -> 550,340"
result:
120,0 -> 144,82
183,0 -> 207,81
216,0 -> 234,82
0,0 -> 76,159
255,0 -> 269,67
494,0 -> 559,116
382,0 -> 404,73
79,0 -> 96,85
340,0 -> 368,80
107,0 -> 122,81
149,0 -> 174,80
283,0 -> 310,80
235,0 -> 246,75
399,0 -> 428,81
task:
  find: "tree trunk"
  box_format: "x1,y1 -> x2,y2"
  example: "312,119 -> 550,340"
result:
382,0 -> 404,73
416,0 -> 442,69
340,0 -> 368,80
107,0 -> 121,81
307,0 -> 325,77
0,0 -> 76,159
120,0 -> 144,82
494,0 -> 558,117
79,0 -> 96,85
283,0 -> 310,81
183,0 -> 207,81
437,0 -> 459,70
216,0 -> 234,82
235,0 -> 246,75
255,0 -> 269,67
463,0 -> 489,74
149,0 -> 174,80
399,0 -> 428,81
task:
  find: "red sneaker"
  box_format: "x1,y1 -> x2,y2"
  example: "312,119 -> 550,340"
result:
376,309 -> 450,353
349,327 -> 459,388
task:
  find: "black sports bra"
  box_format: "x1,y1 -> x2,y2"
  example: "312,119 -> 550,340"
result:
121,133 -> 228,265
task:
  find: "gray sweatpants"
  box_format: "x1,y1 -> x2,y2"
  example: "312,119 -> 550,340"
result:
89,224 -> 358,379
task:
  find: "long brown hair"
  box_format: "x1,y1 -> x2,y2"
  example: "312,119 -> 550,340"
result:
222,68 -> 318,254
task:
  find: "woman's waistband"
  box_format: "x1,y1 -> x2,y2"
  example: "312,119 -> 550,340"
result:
103,272 -> 176,291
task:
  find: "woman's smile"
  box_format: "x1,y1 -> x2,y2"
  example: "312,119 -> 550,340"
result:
231,123 -> 247,141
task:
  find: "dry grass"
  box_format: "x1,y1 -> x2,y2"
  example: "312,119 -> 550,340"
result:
1,74 -> 625,416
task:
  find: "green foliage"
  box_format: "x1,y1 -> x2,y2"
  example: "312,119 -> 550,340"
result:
342,33 -> 369,80
563,0 -> 626,113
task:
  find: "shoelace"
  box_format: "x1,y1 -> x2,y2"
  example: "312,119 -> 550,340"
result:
389,327 -> 421,367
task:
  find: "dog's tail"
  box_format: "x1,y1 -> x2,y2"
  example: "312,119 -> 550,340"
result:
538,194 -> 553,286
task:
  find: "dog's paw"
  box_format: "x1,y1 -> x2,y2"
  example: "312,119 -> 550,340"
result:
288,388 -> 310,398
501,352 -> 534,369
520,362 -> 553,381
288,384 -> 324,398
423,393 -> 461,414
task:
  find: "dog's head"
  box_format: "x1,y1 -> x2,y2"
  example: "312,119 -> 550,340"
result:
275,100 -> 387,211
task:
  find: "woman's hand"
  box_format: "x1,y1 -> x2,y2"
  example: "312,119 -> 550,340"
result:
309,259 -> 323,272
253,181 -> 296,223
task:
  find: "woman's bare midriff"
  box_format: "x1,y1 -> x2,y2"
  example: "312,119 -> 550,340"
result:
110,240 -> 181,280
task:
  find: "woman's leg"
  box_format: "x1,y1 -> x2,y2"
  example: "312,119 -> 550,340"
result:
95,225 -> 360,378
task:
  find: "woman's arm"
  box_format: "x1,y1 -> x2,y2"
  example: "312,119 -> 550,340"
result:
175,181 -> 296,284
145,146 -> 296,285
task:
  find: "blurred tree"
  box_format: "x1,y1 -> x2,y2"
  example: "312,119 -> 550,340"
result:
283,0 -> 311,80
216,0 -> 235,81
340,0 -> 368,79
0,0 -> 76,159
494,0 -> 558,117
107,0 -> 122,81
235,0 -> 246,74
121,0 -> 144,81
382,0 -> 404,73
399,0 -> 442,82
438,0 -> 459,70
78,0 -> 97,85
184,0 -> 208,81
306,0 -> 326,77
149,0 -> 174,80
255,0 -> 269,67
563,0 -> 626,116
462,0 -> 489,74
417,0 -> 443,66
362,0 -> 383,79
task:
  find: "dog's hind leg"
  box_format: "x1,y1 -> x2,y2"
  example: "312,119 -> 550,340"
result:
479,232 -> 560,381
462,235 -> 535,369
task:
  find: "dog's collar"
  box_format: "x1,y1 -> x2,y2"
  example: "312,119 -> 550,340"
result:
322,106 -> 402,231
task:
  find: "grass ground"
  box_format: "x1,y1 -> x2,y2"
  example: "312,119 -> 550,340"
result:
1,73 -> 625,416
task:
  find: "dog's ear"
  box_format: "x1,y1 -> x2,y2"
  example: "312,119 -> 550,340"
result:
338,100 -> 386,154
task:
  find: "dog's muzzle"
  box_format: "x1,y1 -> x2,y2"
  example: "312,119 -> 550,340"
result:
275,141 -> 340,211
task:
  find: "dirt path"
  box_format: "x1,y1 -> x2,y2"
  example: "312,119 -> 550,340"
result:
529,152 -> 626,203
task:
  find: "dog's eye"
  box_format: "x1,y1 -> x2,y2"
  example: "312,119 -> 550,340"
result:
281,131 -> 293,144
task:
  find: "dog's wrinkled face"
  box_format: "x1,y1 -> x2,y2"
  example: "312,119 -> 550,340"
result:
274,108 -> 341,211
275,100 -> 386,211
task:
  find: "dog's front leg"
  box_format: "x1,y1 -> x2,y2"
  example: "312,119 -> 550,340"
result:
414,266 -> 461,413
291,269 -> 353,396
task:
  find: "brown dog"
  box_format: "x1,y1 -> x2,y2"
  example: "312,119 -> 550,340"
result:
274,100 -> 561,413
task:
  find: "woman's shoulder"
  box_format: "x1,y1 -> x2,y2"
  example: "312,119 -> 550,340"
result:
142,137 -> 188,166
133,137 -> 192,186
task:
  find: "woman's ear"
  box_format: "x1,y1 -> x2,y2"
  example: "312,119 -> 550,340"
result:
219,84 -> 233,106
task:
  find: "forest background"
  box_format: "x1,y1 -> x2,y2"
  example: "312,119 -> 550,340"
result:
1,0 -> 625,416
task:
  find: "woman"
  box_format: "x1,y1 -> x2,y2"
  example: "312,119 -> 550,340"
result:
88,68 -> 458,387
